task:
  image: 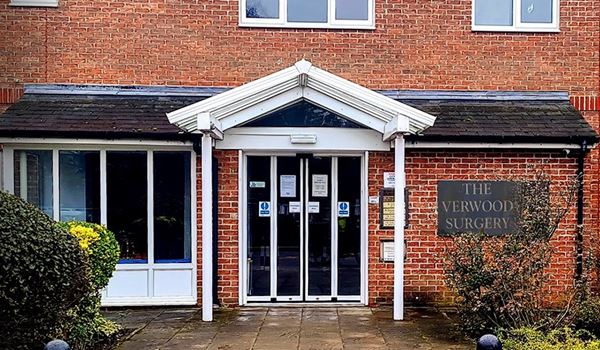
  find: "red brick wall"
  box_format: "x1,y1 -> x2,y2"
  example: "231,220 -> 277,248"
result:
203,149 -> 590,307
368,150 -> 585,306
197,150 -> 240,307
0,0 -> 597,94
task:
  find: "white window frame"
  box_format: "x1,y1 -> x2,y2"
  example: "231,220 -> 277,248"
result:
471,0 -> 559,32
9,0 -> 58,7
1,140 -> 198,306
239,0 -> 375,29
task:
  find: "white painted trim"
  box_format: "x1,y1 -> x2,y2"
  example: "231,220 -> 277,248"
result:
393,136 -> 405,321
361,151 -> 369,306
100,151 -> 107,226
270,156 -> 278,299
238,0 -> 374,29
218,128 -> 390,152
190,151 -> 199,306
167,60 -> 434,136
9,0 -> 58,7
201,134 -> 214,321
0,138 -> 193,147
52,149 -> 59,220
405,141 -> 582,149
147,151 -> 155,297
471,0 -> 559,32
238,150 -> 245,306
102,297 -> 197,307
331,157 -> 338,299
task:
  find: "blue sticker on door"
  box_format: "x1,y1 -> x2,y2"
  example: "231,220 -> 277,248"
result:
259,201 -> 271,217
338,201 -> 349,217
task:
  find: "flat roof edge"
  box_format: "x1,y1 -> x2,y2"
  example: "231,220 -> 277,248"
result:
23,84 -> 570,101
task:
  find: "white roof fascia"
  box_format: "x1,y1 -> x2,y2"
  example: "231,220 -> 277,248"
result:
383,116 -> 411,142
166,60 -> 437,136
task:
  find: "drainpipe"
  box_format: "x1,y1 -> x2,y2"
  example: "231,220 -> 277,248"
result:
575,140 -> 587,280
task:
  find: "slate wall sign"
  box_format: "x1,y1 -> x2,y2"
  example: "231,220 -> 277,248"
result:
437,181 -> 519,236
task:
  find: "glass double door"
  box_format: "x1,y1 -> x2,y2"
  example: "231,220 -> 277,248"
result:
246,155 -> 362,302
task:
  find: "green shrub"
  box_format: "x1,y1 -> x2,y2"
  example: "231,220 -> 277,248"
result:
500,327 -> 600,350
63,221 -> 120,349
0,191 -> 89,349
574,296 -> 600,337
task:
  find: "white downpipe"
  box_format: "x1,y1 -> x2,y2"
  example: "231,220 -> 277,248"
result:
201,134 -> 214,321
393,135 -> 405,321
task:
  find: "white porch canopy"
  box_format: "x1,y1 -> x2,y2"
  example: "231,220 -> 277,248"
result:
166,60 -> 436,321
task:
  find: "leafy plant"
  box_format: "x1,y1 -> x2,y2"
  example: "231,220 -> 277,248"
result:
573,296 -> 600,338
63,221 -> 120,349
500,327 -> 600,350
444,173 -> 580,335
0,191 -> 89,349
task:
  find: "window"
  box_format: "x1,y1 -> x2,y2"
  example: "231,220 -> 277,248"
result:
14,150 -> 53,217
240,0 -> 374,29
8,148 -> 193,266
9,0 -> 58,7
472,0 -> 559,32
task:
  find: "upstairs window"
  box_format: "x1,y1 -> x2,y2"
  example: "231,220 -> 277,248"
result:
9,0 -> 58,7
240,0 -> 374,29
472,0 -> 559,32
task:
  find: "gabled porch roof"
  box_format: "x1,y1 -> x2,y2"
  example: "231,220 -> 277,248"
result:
166,60 -> 437,141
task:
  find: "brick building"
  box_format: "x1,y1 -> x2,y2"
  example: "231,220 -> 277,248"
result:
0,0 -> 598,321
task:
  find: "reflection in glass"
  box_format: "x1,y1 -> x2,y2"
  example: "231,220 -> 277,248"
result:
337,157 -> 361,296
288,0 -> 327,23
336,0 -> 368,20
59,151 -> 100,223
277,157 -> 302,297
247,0 -> 279,18
14,150 -> 53,217
474,0 -> 513,26
520,0 -> 552,23
247,156 -> 271,296
154,152 -> 191,263
107,152 -> 148,263
307,157 -> 331,296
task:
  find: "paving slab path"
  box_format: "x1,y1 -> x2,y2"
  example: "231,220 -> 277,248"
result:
103,307 -> 473,350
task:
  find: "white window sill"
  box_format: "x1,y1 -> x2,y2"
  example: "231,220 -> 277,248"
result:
472,25 -> 560,33
239,22 -> 376,30
9,0 -> 58,6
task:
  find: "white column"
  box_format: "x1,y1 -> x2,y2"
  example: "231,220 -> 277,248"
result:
201,134 -> 214,322
393,135 -> 405,321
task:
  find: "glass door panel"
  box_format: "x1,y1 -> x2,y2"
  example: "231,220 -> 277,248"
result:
246,156 -> 271,297
337,157 -> 361,296
276,157 -> 302,298
306,156 -> 332,298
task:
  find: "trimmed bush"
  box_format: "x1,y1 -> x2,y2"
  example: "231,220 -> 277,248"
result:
0,191 -> 89,349
63,221 -> 120,349
500,327 -> 600,350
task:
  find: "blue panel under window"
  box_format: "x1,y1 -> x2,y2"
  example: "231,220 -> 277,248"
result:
474,0 -> 513,26
242,100 -> 365,128
521,0 -> 552,23
118,259 -> 148,264
154,258 -> 192,264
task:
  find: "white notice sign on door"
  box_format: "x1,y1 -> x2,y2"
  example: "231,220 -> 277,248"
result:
312,174 -> 328,197
289,201 -> 301,213
280,175 -> 297,198
308,201 -> 320,213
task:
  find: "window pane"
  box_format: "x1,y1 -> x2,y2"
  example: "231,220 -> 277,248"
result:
107,152 -> 148,263
14,150 -> 53,217
154,152 -> 191,263
247,0 -> 279,18
288,0 -> 327,23
59,151 -> 100,223
521,0 -> 552,23
336,0 -> 368,20
474,0 -> 513,26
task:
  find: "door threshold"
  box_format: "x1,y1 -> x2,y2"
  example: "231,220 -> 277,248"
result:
244,302 -> 366,307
